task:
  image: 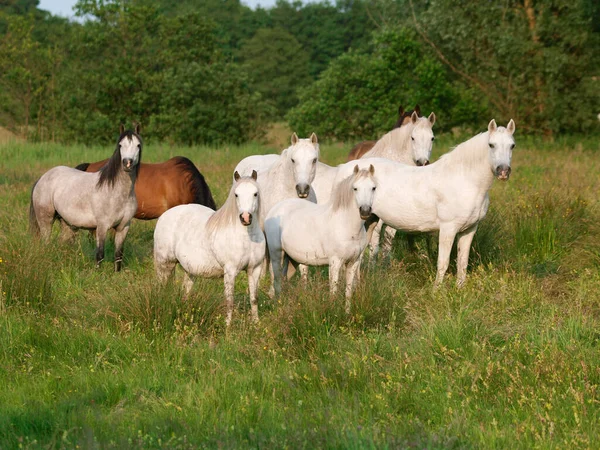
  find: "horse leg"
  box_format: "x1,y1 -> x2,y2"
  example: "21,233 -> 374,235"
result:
59,219 -> 77,243
269,248 -> 284,299
329,258 -> 343,296
363,214 -> 380,265
380,224 -> 397,259
298,264 -> 308,284
368,220 -> 383,263
223,267 -> 238,326
113,223 -> 130,272
247,264 -> 262,323
95,227 -> 108,268
344,258 -> 361,313
182,271 -> 194,299
434,225 -> 458,288
456,224 -> 478,288
406,234 -> 416,253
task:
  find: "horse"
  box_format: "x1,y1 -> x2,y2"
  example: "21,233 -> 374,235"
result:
154,171 -> 265,326
30,124 -> 142,271
76,156 -> 216,219
265,165 -> 377,313
333,119 -> 516,287
346,104 -> 421,161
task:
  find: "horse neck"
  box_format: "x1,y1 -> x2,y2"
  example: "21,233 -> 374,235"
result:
437,132 -> 494,188
365,124 -> 412,162
326,181 -> 364,232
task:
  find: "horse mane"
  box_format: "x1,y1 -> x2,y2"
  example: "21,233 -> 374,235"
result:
365,121 -> 413,158
437,131 -> 490,170
205,177 -> 261,236
173,156 -> 218,210
331,168 -> 371,212
97,130 -> 142,188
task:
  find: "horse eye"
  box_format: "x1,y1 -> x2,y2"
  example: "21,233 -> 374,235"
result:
353,188 -> 357,191
431,137 -> 435,141
254,193 -> 257,197
510,144 -> 515,150
291,158 -> 295,164
312,158 -> 317,164
372,187 -> 376,191
489,144 -> 495,149
235,194 -> 238,198
411,137 -> 415,141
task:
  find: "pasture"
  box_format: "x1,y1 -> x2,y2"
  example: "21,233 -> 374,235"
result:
1,135 -> 600,448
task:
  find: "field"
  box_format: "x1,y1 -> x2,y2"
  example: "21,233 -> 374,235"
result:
1,135 -> 600,448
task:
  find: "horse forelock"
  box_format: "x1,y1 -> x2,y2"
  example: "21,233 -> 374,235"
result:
206,177 -> 261,236
331,169 -> 372,212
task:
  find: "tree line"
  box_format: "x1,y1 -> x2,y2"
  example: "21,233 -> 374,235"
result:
0,0 -> 598,144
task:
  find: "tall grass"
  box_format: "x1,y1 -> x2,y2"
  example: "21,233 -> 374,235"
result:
0,136 -> 599,448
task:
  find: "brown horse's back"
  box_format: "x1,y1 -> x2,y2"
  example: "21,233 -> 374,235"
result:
347,141 -> 376,161
76,156 -> 216,220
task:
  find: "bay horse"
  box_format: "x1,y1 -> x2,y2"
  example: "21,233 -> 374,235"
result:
30,125 -> 142,271
154,171 -> 265,326
76,156 -> 216,219
346,104 -> 421,161
333,119 -> 516,287
265,165 -> 377,313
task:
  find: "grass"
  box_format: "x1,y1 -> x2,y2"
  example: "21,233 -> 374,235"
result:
1,134 -> 600,448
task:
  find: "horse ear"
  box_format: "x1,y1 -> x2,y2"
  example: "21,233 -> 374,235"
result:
398,105 -> 404,116
310,132 -> 318,145
119,124 -> 125,135
234,171 -> 241,182
291,132 -> 299,145
488,119 -> 498,133
134,122 -> 141,135
369,164 -> 375,175
506,119 -> 516,135
414,104 -> 421,116
411,111 -> 418,124
251,169 -> 258,181
353,164 -> 359,174
428,112 -> 436,126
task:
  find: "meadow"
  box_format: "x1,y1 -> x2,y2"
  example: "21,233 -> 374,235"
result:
1,134 -> 599,448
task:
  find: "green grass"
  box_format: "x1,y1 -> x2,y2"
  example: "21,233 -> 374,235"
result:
1,135 -> 600,448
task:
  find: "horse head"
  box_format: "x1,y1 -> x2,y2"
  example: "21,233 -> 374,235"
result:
118,123 -> 142,172
487,119 -> 516,181
287,132 -> 319,198
409,111 -> 436,167
233,170 -> 260,226
352,164 -> 377,220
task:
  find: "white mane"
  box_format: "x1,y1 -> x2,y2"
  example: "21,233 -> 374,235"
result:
331,168 -> 372,212
364,122 -> 413,159
436,131 -> 491,172
206,177 -> 261,236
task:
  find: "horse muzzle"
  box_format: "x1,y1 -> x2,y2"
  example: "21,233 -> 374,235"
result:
415,159 -> 430,167
122,158 -> 135,171
296,183 -> 310,198
359,206 -> 372,220
495,165 -> 511,181
239,212 -> 253,226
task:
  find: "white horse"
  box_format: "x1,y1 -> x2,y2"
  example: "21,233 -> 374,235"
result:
333,119 -> 516,287
30,125 -> 141,271
234,133 -> 319,213
154,171 -> 265,326
265,165 -> 377,312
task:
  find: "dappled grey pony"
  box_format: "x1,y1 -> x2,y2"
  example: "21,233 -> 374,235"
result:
29,124 -> 142,271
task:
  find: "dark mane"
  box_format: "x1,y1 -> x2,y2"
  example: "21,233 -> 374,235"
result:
97,130 -> 142,188
173,156 -> 218,210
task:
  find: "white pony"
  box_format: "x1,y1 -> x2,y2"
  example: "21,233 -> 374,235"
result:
265,165 -> 377,312
333,119 -> 516,287
154,171 -> 265,326
234,133 -> 319,213
30,125 -> 142,271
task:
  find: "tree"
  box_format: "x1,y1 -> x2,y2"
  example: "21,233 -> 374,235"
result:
239,27 -> 310,117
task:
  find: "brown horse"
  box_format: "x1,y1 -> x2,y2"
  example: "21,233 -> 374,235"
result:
76,156 -> 217,220
347,104 -> 420,161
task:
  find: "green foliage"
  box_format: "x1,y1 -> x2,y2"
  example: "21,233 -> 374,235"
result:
288,27 -> 483,140
239,27 -> 311,117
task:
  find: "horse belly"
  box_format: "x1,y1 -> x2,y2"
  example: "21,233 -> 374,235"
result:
177,245 -> 223,278
281,222 -> 329,265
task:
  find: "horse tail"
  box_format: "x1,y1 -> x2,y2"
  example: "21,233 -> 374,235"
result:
175,156 -> 218,210
75,162 -> 90,171
29,180 -> 40,237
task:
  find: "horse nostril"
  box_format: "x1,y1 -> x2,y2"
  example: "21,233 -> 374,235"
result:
296,184 -> 309,198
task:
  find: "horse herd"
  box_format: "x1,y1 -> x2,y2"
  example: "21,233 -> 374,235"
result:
29,110 -> 516,325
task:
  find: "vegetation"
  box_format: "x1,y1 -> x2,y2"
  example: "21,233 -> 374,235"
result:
1,136 -> 600,447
